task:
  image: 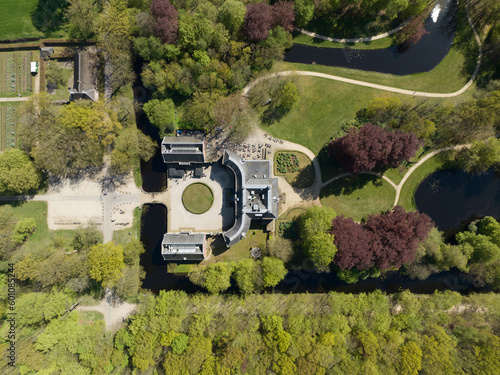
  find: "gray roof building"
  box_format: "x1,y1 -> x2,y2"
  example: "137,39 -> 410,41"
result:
69,51 -> 98,102
222,150 -> 279,246
161,136 -> 205,164
161,232 -> 207,261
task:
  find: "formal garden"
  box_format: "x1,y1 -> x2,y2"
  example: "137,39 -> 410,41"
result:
274,150 -> 315,188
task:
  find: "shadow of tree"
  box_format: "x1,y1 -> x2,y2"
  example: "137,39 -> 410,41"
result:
291,163 -> 315,188
32,0 -> 68,35
319,174 -> 376,199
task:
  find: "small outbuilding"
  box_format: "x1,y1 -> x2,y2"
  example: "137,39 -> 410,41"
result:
30,61 -> 38,74
161,232 -> 207,261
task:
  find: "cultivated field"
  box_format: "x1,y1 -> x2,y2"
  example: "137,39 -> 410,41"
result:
0,103 -> 21,151
0,51 -> 34,94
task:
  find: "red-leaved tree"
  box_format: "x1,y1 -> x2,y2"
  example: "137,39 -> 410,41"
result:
244,3 -> 274,42
272,1 -> 295,32
330,215 -> 376,270
330,206 -> 433,271
365,206 -> 434,269
151,0 -> 178,44
328,123 -> 421,173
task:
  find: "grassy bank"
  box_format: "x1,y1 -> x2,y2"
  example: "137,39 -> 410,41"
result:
293,32 -> 395,50
397,151 -> 454,211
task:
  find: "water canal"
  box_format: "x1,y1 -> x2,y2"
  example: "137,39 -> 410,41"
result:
284,0 -> 457,75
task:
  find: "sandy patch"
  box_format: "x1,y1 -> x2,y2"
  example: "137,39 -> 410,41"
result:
47,200 -> 103,230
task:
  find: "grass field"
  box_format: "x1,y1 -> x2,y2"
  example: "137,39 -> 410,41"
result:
293,32 -> 395,50
320,174 -> 395,221
0,0 -> 42,39
0,51 -> 35,95
0,201 -> 75,245
203,230 -> 269,264
48,63 -> 72,100
261,76 -> 391,154
398,151 -> 454,211
182,183 -> 214,214
274,150 -> 315,188
0,102 -> 22,151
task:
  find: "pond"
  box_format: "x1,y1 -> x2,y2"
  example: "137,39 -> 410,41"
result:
415,169 -> 500,231
284,0 -> 457,75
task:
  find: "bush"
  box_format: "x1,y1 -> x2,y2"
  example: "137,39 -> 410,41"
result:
12,217 -> 37,244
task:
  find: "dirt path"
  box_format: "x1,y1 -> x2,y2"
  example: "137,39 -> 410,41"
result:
75,288 -> 136,331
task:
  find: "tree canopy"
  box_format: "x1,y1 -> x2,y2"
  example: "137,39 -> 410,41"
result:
87,242 -> 126,288
0,149 -> 41,195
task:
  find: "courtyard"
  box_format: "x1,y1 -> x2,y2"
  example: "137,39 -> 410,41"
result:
166,164 -> 235,233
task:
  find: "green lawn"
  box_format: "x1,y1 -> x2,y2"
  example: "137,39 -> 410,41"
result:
0,201 -> 74,245
0,0 -> 42,39
320,174 -> 396,221
0,0 -> 69,40
293,32 -> 395,50
182,183 -> 214,214
261,76 -> 387,154
113,207 -> 141,245
397,151 -> 454,211
203,230 -> 268,264
49,65 -> 72,101
274,150 -> 315,188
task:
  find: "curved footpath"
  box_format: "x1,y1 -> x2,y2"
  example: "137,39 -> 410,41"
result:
295,18 -> 410,44
245,3 -> 481,98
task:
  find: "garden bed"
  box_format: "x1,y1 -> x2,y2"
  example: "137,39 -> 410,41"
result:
274,150 -> 315,188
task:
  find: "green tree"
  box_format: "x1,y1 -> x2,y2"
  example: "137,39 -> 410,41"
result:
218,0 -> 246,34
0,149 -> 41,195
172,333 -> 190,354
87,242 -> 126,288
293,0 -> 314,27
110,127 -> 157,174
11,218 -> 37,244
71,224 -> 102,252
45,61 -> 65,88
65,0 -> 99,39
188,262 -> 234,294
456,231 -> 500,264
478,216 -> 500,246
143,99 -> 177,134
398,341 -> 422,375
262,257 -> 287,288
300,206 -> 336,240
266,236 -> 294,263
304,232 -> 337,267
233,259 -> 262,294
278,82 -> 299,112
457,139 -> 500,174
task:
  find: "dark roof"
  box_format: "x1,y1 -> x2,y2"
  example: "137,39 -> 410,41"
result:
168,168 -> 185,178
194,167 -> 203,177
162,136 -> 205,164
163,233 -> 205,244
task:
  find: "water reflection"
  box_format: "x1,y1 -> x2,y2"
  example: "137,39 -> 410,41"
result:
415,169 -> 500,231
285,0 -> 457,75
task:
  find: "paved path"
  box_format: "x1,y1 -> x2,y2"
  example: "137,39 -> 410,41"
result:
295,19 -> 410,44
